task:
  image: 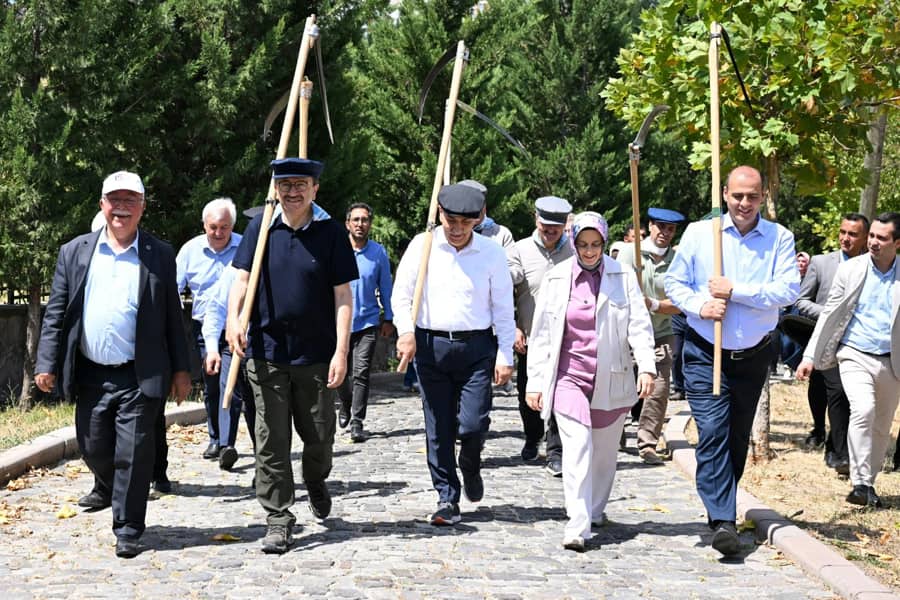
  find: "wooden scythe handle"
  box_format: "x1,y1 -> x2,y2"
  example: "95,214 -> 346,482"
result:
628,148 -> 643,293
398,40 -> 468,374
223,15 -> 318,409
709,21 -> 724,396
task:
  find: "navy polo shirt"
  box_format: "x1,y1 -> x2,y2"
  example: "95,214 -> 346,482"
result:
232,214 -> 359,365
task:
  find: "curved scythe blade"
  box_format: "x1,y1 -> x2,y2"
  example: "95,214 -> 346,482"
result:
315,38 -> 334,144
263,90 -> 291,141
631,104 -> 669,150
455,100 -> 530,158
416,45 -> 458,124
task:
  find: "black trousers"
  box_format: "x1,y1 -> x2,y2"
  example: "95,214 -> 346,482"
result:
516,351 -> 562,460
75,355 -> 159,541
337,326 -> 379,425
807,369 -> 828,438
816,366 -> 850,461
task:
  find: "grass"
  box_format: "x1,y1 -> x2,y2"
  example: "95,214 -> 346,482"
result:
0,402 -> 75,451
685,379 -> 900,592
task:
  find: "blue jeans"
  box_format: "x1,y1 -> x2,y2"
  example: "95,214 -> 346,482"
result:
192,319 -> 221,443
683,328 -> 772,522
218,347 -> 257,450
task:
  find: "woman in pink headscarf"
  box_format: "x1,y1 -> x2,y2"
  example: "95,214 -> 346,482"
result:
526,212 -> 656,552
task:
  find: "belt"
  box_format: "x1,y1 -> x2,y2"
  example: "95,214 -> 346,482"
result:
419,327 -> 492,341
687,328 -> 773,361
79,353 -> 135,371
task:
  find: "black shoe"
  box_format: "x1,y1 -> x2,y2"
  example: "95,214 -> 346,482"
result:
461,469 -> 484,503
338,404 -> 351,429
350,423 -> 366,443
669,390 -> 684,401
78,490 -> 111,510
261,524 -> 293,554
846,484 -> 869,506
115,538 -> 141,558
833,459 -> 850,476
520,442 -> 539,461
152,476 -> 172,494
711,521 -> 741,556
219,446 -> 238,470
868,486 -> 885,508
202,441 -> 220,459
307,480 -> 332,519
804,430 -> 826,449
545,458 -> 563,478
430,501 -> 461,526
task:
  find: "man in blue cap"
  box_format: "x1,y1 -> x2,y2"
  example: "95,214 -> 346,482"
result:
226,157 -> 358,554
507,196 -> 573,475
616,207 -> 685,465
392,183 -> 515,526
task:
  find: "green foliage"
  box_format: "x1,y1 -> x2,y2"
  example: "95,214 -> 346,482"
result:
603,0 -> 900,198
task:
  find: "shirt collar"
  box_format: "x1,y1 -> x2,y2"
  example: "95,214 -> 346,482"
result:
868,255 -> 897,278
571,254 -> 604,281
98,227 -> 140,254
203,232 -> 240,253
722,211 -> 764,237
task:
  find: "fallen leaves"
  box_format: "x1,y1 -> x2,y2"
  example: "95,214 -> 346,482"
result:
211,533 -> 241,542
738,519 -> 756,533
0,501 -> 26,525
56,505 -> 77,519
6,478 -> 29,491
627,504 -> 670,513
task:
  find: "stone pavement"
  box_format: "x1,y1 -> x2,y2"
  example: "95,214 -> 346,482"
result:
0,375 -> 834,599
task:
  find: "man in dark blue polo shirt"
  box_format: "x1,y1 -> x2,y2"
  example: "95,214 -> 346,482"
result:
226,157 -> 358,554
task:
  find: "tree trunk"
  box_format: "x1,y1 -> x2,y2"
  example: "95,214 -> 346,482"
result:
750,366 -> 773,463
859,109 -> 887,220
749,156 -> 781,461
18,282 -> 42,410
764,154 -> 779,221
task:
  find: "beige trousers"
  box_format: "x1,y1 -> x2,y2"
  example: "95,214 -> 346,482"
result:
836,345 -> 900,487
637,335 -> 674,450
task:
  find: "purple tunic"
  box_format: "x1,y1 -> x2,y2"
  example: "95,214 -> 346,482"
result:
553,260 -> 631,429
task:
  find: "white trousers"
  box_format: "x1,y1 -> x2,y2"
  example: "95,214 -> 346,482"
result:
837,345 -> 900,487
555,410 -> 626,541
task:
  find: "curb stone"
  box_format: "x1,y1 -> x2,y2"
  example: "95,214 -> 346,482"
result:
664,403 -> 900,600
0,402 -> 207,485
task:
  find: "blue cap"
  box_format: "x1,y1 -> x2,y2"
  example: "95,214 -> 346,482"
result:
647,207 -> 685,224
438,183 -> 485,218
535,196 -> 572,225
271,157 -> 324,180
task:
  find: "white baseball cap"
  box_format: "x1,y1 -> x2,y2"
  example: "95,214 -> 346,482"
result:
101,171 -> 144,195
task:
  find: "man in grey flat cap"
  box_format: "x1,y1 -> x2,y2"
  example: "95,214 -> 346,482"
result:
507,196 -> 574,476
392,183 -> 515,526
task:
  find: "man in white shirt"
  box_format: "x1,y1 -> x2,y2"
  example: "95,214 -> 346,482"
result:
392,183 -> 515,526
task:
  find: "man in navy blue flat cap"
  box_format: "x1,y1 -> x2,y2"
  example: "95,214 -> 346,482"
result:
226,157 -> 359,554
616,207 -> 685,465
392,183 -> 515,526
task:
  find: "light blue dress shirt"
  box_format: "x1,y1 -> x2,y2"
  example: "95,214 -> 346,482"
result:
840,257 -> 896,355
664,213 -> 800,349
202,265 -> 236,351
80,229 -> 141,365
350,240 -> 394,333
176,232 -> 242,321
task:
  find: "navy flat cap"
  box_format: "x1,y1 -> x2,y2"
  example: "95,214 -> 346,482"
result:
438,183 -> 486,218
271,157 -> 324,180
647,207 -> 686,224
535,196 -> 573,225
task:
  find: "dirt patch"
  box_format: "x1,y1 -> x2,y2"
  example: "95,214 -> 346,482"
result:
683,380 -> 900,591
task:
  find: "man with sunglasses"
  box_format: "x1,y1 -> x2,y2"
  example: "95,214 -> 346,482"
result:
226,158 -> 358,554
665,166 -> 800,556
337,202 -> 395,443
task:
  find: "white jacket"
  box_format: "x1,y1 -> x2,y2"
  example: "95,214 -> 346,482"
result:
526,255 -> 656,421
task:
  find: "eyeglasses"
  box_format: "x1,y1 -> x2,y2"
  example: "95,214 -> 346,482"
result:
103,195 -> 142,206
348,217 -> 371,224
277,181 -> 311,193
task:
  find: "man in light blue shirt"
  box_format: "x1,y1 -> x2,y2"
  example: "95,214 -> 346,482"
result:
665,165 -> 800,556
797,212 -> 900,509
338,203 -> 395,442
176,197 -> 242,462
